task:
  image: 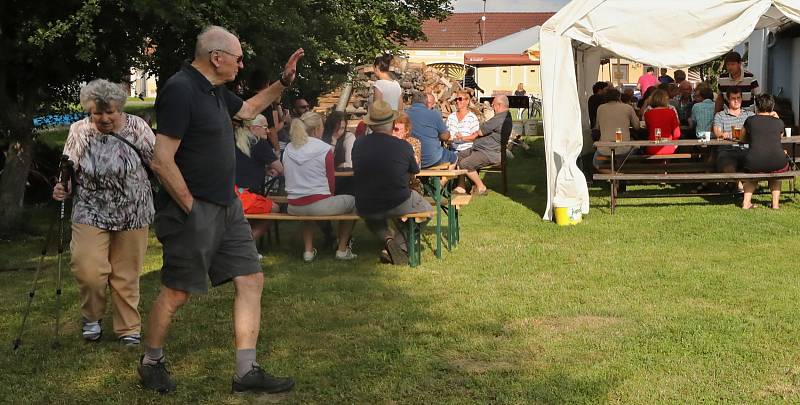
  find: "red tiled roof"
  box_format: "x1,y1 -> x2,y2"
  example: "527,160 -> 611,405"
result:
406,12 -> 555,50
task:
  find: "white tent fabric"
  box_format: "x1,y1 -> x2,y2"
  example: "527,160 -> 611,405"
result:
539,0 -> 800,220
464,26 -> 541,65
468,26 -> 540,55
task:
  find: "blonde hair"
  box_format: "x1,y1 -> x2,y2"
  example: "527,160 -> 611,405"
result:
235,114 -> 267,157
289,111 -> 323,147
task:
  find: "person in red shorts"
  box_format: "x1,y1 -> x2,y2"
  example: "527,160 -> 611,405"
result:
643,89 -> 681,155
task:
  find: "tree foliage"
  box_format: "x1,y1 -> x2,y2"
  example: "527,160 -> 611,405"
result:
0,0 -> 451,233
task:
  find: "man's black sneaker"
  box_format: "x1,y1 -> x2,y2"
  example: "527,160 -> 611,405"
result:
137,355 -> 177,394
232,365 -> 295,394
385,238 -> 408,266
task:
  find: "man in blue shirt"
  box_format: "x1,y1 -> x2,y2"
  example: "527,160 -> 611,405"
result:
405,91 -> 456,168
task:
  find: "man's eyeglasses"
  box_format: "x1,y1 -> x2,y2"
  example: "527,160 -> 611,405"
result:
210,49 -> 243,64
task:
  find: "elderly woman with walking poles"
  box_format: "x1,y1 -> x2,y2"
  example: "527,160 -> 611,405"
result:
52,79 -> 156,346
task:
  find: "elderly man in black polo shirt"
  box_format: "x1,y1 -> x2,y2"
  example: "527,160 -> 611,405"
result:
137,25 -> 303,395
352,101 -> 432,265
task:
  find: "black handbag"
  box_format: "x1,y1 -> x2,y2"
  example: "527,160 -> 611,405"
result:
109,133 -> 164,210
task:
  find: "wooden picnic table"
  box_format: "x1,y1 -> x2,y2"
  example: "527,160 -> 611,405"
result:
592,136 -> 800,213
415,169 -> 467,258
278,168 -> 469,259
594,136 -> 800,148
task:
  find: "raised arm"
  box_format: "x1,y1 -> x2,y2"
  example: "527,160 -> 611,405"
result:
236,48 -> 305,120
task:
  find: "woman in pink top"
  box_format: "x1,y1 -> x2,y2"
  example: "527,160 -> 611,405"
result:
643,89 -> 681,155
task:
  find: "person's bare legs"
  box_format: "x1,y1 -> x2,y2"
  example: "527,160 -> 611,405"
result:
769,179 -> 781,209
465,170 -> 487,193
454,175 -> 467,194
249,220 -> 271,240
232,272 -> 264,349
301,221 -> 314,253
337,220 -> 355,252
144,287 -> 190,350
742,180 -> 757,209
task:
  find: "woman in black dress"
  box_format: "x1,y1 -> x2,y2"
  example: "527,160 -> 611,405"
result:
741,93 -> 788,209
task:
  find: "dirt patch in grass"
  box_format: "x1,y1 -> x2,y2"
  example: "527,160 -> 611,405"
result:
758,365 -> 800,400
504,315 -> 622,335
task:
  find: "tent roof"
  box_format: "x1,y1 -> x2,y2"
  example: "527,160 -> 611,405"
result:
467,26 -> 541,55
464,26 -> 541,65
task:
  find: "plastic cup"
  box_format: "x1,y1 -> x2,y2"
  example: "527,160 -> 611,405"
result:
615,128 -> 622,142
786,128 -> 793,137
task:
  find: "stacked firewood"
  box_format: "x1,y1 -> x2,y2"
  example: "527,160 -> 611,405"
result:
315,61 -> 488,124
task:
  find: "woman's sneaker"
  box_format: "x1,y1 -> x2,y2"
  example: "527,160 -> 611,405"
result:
82,319 -> 102,342
302,249 -> 317,262
119,334 -> 141,346
335,248 -> 357,260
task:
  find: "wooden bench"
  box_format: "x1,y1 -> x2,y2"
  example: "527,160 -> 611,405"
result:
594,171 -> 800,213
262,193 -> 472,252
245,211 -> 434,267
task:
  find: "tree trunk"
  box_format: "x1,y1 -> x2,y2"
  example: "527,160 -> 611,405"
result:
0,133 -> 34,235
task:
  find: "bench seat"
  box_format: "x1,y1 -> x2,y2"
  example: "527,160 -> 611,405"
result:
244,211 -> 434,267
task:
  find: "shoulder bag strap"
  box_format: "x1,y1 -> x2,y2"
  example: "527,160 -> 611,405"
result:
109,132 -> 154,176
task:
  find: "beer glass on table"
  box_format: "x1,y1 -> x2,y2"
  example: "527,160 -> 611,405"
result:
732,125 -> 742,141
654,127 -> 662,143
615,128 -> 622,142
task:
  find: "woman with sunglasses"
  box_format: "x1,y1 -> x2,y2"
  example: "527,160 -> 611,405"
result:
446,90 -> 481,152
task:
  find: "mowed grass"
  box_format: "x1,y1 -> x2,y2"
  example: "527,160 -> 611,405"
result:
3,137 -> 800,403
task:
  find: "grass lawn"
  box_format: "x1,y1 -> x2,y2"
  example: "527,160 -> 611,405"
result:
3,138 -> 800,403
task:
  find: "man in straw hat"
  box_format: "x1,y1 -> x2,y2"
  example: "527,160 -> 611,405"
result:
352,100 -> 432,265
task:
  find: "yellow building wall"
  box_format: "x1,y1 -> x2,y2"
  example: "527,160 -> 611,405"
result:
404,49 -> 541,98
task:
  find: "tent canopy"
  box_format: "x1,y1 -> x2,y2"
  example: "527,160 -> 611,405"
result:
539,0 -> 800,220
464,26 -> 541,66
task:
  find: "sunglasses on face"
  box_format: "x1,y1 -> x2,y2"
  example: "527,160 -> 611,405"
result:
455,97 -> 467,102
210,49 -> 243,64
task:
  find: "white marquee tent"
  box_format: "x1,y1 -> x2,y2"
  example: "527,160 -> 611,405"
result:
539,0 -> 800,220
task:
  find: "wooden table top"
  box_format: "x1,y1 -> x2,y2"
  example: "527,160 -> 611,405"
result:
595,136 -> 800,148
335,169 -> 467,177
417,169 -> 468,177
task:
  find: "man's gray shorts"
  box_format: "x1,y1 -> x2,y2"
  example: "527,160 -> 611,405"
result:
155,198 -> 260,294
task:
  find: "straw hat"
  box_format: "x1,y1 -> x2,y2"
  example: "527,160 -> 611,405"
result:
362,100 -> 399,125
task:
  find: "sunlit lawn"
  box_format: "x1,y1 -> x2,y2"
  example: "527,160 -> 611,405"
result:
2,137 -> 800,403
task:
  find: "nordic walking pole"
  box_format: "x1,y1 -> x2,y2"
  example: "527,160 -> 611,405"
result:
51,156 -> 72,349
11,218 -> 57,351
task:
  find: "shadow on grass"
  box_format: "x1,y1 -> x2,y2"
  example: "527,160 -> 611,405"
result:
481,136 -> 549,217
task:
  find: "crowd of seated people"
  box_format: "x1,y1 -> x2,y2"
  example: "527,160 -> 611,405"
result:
232,54 -> 516,264
584,53 -> 794,209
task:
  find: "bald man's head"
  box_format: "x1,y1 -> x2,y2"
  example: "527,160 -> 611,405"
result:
492,95 -> 509,112
195,25 -> 240,61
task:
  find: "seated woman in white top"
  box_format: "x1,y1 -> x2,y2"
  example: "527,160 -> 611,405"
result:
445,90 -> 481,152
282,111 -> 357,262
371,54 -> 402,111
